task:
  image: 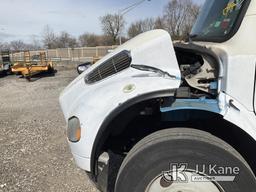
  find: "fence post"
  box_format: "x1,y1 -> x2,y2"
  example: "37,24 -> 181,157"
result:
46,49 -> 49,60
81,47 -> 84,61
78,48 -> 80,62
68,48 -> 71,61
55,49 -> 57,58
96,47 -> 98,58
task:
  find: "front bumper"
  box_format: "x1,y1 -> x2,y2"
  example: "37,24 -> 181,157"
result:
74,154 -> 109,192
72,153 -> 91,171
86,152 -> 124,192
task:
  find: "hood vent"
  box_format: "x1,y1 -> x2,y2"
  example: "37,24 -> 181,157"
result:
85,50 -> 131,84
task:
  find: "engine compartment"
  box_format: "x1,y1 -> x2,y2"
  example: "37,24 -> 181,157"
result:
174,43 -> 219,99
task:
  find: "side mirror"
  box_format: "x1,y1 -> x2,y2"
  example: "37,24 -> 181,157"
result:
77,62 -> 92,74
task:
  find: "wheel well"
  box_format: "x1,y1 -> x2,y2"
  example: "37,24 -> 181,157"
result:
92,98 -> 256,178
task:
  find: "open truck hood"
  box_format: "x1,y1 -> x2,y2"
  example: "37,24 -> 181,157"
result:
59,30 -> 182,167
60,30 -> 181,121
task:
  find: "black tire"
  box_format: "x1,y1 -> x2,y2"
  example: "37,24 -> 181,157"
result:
0,70 -> 7,76
115,128 -> 256,192
47,66 -> 55,74
6,70 -> 12,75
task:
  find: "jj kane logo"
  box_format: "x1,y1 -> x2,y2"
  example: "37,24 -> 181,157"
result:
162,163 -> 240,183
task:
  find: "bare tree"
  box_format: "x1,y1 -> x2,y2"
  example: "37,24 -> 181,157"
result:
100,14 -> 125,44
0,42 -> 9,51
182,3 -> 200,38
128,18 -> 156,38
9,40 -> 27,51
42,26 -> 78,49
141,18 -> 155,32
56,31 -> 77,48
100,35 -> 116,46
42,25 -> 57,49
154,16 -> 166,30
79,33 -> 100,47
0,40 -> 41,51
128,21 -> 143,38
30,35 -> 42,50
163,0 -> 200,39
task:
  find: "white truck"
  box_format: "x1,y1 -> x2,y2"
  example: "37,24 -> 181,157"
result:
59,0 -> 256,191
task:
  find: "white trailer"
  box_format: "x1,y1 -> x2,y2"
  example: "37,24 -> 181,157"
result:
60,0 -> 256,191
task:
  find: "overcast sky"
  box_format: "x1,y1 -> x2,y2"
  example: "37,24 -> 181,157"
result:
0,0 -> 205,43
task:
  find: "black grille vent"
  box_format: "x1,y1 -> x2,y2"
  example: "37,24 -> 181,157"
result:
85,50 -> 131,84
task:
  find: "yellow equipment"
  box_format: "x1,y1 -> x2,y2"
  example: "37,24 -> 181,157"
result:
11,51 -> 54,81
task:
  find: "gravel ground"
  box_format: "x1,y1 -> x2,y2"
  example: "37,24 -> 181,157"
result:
0,69 -> 99,192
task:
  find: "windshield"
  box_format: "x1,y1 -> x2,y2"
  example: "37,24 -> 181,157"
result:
191,0 -> 248,42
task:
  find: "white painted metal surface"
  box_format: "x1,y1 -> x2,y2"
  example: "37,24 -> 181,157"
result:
59,30 -> 181,171
218,92 -> 256,141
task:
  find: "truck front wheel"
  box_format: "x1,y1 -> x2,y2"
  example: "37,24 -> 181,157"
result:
115,128 -> 256,192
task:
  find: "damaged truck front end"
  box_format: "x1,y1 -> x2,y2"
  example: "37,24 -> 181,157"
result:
59,29 -> 223,189
59,30 -> 182,171
60,0 -> 256,191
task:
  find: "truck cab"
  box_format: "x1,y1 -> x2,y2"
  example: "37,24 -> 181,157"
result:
60,0 -> 256,191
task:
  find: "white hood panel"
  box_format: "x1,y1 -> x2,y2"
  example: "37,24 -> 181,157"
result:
59,30 -> 181,169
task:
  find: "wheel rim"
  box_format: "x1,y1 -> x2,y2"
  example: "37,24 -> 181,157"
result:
145,172 -> 222,192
